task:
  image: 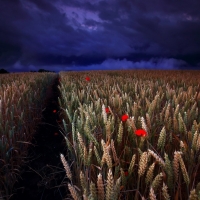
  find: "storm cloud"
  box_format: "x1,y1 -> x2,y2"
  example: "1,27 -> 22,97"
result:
0,0 -> 200,71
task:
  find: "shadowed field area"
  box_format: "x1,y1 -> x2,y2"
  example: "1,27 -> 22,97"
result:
10,76 -> 67,200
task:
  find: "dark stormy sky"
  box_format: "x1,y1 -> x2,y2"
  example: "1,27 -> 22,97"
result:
0,0 -> 200,72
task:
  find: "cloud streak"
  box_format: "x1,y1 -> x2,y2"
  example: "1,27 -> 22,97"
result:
9,58 -> 190,72
53,58 -> 190,72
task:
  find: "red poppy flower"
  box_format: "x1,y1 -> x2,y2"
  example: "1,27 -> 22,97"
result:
105,107 -> 110,113
85,76 -> 90,81
121,114 -> 129,122
135,129 -> 147,137
124,171 -> 129,176
53,109 -> 57,113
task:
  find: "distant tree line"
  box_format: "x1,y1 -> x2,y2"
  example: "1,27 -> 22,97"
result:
30,69 -> 56,73
0,68 -> 55,74
0,69 -> 9,74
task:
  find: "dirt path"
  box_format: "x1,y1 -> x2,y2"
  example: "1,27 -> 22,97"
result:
11,75 -> 67,200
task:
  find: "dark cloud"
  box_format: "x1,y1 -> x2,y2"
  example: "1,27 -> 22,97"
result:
0,0 -> 200,71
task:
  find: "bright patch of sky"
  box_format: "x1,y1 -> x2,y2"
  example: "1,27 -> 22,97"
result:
182,13 -> 199,21
56,5 -> 103,31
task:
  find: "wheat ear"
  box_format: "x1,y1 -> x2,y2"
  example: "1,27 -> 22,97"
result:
68,183 -> 81,200
90,181 -> 97,199
151,172 -> 163,192
97,173 -> 104,200
162,182 -> 170,200
111,139 -> 119,163
145,162 -> 155,185
60,154 -> 72,181
117,121 -> 123,144
164,153 -> 173,189
138,151 -> 148,177
178,152 -> 190,185
106,169 -> 114,200
173,151 -> 180,182
189,189 -> 198,200
80,171 -> 87,194
157,126 -> 166,150
113,176 -> 121,200
128,154 -> 136,175
148,149 -> 165,167
149,187 -> 157,200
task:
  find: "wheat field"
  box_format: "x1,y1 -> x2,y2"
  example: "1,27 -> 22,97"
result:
58,70 -> 200,200
0,72 -> 57,199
